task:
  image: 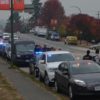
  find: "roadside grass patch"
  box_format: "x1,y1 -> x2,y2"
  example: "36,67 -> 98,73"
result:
0,72 -> 23,100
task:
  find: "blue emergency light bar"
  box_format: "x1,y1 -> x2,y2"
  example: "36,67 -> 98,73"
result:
35,51 -> 43,55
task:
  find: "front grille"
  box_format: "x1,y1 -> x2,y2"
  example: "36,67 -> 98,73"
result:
20,54 -> 33,60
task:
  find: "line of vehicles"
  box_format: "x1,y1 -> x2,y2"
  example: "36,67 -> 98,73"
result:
0,32 -> 100,100
30,26 -> 78,44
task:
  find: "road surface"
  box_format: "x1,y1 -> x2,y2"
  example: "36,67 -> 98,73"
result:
20,33 -> 93,59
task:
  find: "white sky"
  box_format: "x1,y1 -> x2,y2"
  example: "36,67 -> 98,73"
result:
0,0 -> 100,20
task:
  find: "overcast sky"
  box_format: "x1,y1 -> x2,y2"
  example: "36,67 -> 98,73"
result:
0,0 -> 100,20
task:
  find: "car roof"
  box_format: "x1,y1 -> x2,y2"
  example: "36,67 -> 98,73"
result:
44,51 -> 71,55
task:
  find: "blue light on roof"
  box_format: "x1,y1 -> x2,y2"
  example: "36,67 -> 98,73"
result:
35,51 -> 43,55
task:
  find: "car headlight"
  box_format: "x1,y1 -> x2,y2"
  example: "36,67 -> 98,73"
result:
73,79 -> 86,87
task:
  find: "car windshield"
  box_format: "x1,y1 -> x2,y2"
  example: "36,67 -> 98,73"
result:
47,53 -> 75,62
16,43 -> 35,54
70,61 -> 100,75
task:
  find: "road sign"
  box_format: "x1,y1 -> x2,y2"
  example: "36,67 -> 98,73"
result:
0,0 -> 10,10
13,0 -> 24,11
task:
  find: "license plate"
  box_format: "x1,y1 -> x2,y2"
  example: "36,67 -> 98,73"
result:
26,60 -> 29,62
95,86 -> 100,91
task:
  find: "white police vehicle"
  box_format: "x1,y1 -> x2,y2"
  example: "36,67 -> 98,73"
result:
38,51 -> 75,85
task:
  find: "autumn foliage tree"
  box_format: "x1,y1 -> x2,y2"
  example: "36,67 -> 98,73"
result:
91,19 -> 100,41
40,0 -> 65,29
70,14 -> 96,41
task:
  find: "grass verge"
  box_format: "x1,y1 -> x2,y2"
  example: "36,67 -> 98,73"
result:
0,72 -> 23,100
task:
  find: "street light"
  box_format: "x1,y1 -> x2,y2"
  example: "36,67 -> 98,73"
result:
71,6 -> 81,14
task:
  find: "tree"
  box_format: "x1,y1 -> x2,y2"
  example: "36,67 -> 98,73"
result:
5,11 -> 22,33
91,19 -> 100,42
58,16 -> 70,37
40,0 -> 65,29
29,0 -> 41,26
70,14 -> 95,41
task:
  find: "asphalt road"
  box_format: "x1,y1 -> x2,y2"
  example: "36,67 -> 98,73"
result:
0,58 -> 57,100
20,33 -> 91,59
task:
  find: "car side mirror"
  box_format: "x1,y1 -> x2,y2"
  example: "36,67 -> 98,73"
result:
62,69 -> 69,75
62,71 -> 68,75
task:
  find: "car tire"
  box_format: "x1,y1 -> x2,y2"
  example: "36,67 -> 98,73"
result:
34,68 -> 39,78
68,86 -> 76,100
55,81 -> 61,93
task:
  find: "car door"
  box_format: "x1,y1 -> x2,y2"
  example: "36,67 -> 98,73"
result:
38,54 -> 46,77
55,64 -> 64,90
61,63 -> 69,91
58,63 -> 69,91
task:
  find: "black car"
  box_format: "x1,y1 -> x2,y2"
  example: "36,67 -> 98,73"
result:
55,60 -> 100,100
11,40 -> 35,65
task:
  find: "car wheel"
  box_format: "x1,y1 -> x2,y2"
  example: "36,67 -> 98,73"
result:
55,81 -> 61,93
34,68 -> 39,78
44,74 -> 50,86
68,86 -> 75,100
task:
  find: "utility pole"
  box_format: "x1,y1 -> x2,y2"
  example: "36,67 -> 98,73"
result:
10,0 -> 14,67
97,11 -> 100,25
97,11 -> 100,19
71,6 -> 82,14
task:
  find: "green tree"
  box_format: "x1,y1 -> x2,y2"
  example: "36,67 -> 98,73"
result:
5,11 -> 22,33
58,24 -> 66,37
29,0 -> 41,25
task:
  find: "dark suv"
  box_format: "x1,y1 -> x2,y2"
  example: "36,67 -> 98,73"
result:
12,40 -> 35,65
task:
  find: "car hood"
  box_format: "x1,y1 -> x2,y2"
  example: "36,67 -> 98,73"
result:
47,62 -> 62,68
17,50 -> 34,55
73,73 -> 100,85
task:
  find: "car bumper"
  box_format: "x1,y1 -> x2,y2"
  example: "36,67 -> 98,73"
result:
48,72 -> 55,83
37,34 -> 46,37
15,58 -> 31,64
72,84 -> 100,96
